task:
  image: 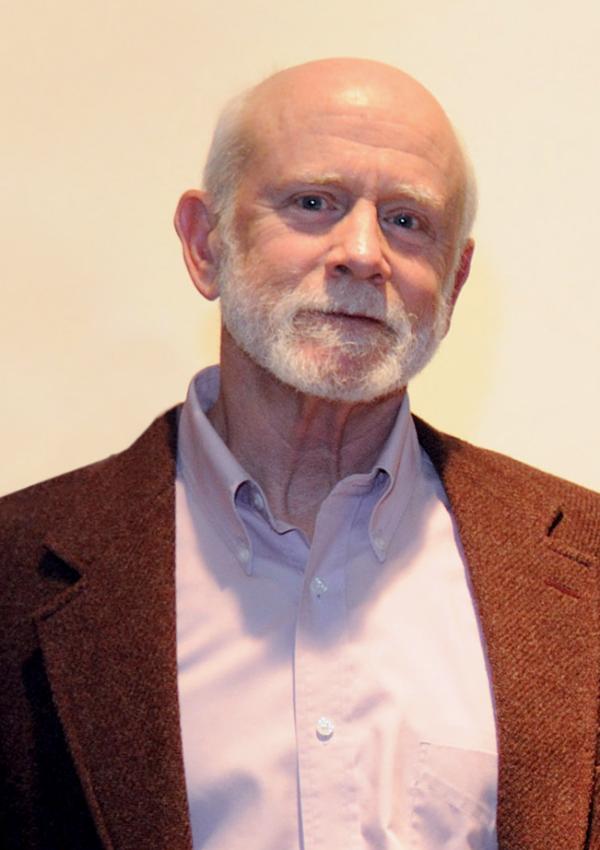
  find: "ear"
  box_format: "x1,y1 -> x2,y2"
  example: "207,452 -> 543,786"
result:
442,238 -> 474,335
174,190 -> 220,300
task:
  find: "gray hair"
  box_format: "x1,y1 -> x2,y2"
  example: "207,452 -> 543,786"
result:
203,89 -> 254,220
455,132 -> 478,246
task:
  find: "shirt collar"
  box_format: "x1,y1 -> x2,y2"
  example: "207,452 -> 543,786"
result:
366,392 -> 423,561
177,366 -> 255,572
177,366 -> 425,569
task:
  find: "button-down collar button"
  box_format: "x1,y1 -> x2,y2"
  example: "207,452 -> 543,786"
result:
252,490 -> 264,511
237,542 -> 251,564
310,576 -> 328,597
316,716 -> 335,740
372,530 -> 386,555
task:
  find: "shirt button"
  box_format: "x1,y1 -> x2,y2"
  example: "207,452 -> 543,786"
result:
316,716 -> 335,740
310,576 -> 328,597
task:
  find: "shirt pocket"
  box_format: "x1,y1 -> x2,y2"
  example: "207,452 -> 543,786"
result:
408,741 -> 497,850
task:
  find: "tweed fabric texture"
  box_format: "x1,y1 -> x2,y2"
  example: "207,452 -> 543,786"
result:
1,407 -> 599,850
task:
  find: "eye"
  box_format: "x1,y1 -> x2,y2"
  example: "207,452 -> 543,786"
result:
294,194 -> 331,212
390,212 -> 421,230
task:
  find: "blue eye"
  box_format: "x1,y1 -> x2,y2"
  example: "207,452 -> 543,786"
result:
391,213 -> 420,230
297,195 -> 327,211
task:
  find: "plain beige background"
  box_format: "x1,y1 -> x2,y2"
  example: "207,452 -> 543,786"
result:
2,0 -> 599,496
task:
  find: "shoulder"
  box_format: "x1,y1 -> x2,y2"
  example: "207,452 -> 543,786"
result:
413,415 -> 600,535
0,407 -> 180,595
1,406 -> 179,521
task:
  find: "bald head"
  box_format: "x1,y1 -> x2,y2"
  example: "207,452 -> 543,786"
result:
203,58 -> 476,242
246,58 -> 455,143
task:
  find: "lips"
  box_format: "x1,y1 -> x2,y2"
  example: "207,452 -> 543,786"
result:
325,313 -> 384,330
295,309 -> 384,326
332,312 -> 382,322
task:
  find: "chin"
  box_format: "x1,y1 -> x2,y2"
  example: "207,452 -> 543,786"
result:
263,344 -> 406,404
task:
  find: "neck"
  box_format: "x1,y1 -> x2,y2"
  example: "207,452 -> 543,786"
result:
207,330 -> 405,539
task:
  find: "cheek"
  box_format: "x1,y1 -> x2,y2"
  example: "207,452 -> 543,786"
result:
246,229 -> 326,281
391,256 -> 444,316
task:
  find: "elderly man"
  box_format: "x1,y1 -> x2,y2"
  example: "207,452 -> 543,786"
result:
1,58 -> 599,850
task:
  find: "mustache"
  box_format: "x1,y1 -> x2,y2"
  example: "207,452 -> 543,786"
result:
278,289 -> 413,335
277,287 -> 391,321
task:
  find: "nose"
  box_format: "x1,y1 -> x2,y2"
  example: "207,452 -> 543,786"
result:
326,201 -> 391,283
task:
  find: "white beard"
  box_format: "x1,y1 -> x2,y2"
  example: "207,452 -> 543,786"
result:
215,233 -> 453,404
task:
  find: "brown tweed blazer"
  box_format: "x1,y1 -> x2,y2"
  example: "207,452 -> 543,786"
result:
1,407 -> 600,850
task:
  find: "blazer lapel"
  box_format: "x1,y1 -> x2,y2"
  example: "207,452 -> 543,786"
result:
33,408 -> 193,850
416,418 -> 600,850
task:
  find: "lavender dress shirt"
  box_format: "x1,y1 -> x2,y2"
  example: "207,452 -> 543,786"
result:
176,366 -> 498,849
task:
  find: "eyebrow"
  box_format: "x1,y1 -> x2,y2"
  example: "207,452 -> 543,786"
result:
285,172 -> 445,210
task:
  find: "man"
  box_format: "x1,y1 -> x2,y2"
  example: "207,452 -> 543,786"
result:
1,58 -> 599,850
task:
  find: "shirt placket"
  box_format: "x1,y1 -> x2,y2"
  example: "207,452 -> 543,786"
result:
293,495 -> 362,850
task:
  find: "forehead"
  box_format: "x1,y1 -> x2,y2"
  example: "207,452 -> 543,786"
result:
241,92 -> 463,202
